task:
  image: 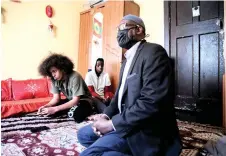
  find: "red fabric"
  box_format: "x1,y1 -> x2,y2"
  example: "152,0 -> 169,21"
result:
104,86 -> 114,99
1,97 -> 52,118
12,80 -> 34,100
47,78 -> 53,96
105,92 -> 114,99
31,78 -> 49,98
1,78 -> 12,101
88,86 -> 101,98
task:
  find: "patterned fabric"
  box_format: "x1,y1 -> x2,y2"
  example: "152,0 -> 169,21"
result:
1,114 -> 90,156
1,78 -> 12,101
178,120 -> 225,156
30,78 -> 49,98
2,128 -> 87,156
68,106 -> 78,118
12,78 -> 49,100
1,114 -> 225,156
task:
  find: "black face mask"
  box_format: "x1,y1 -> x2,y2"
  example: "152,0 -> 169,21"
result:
117,29 -> 138,50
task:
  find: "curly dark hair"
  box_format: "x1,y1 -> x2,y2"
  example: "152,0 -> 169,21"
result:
38,53 -> 74,78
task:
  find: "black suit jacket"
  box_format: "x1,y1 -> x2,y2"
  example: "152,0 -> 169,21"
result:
104,40 -> 182,156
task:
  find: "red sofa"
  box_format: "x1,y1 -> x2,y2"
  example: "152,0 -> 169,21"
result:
1,78 -> 57,118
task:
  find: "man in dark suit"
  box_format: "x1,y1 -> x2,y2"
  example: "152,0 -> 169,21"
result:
77,14 -> 182,156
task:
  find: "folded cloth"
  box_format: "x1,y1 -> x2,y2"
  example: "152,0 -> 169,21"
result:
204,135 -> 226,156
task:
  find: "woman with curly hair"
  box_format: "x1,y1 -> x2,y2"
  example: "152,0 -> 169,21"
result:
37,53 -> 93,122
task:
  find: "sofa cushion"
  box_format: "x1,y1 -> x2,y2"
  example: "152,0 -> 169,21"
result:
1,78 -> 12,101
47,78 -> 53,97
1,97 -> 52,118
31,78 -> 49,98
12,80 -> 34,100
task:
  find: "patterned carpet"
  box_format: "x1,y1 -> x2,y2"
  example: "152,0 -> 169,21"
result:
1,114 -> 90,156
1,114 -> 225,156
177,120 -> 225,156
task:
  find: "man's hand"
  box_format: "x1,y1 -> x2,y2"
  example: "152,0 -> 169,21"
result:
92,126 -> 103,137
87,114 -> 109,121
92,118 -> 114,135
39,107 -> 59,116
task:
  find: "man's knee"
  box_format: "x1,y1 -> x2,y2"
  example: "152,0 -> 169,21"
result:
80,148 -> 130,156
77,124 -> 98,147
80,147 -> 105,156
79,149 -> 94,156
77,125 -> 91,142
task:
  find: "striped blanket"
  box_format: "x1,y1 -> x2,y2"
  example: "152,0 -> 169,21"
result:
2,114 -> 76,136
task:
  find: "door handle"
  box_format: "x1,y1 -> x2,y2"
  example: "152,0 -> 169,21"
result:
216,19 -> 223,29
216,19 -> 224,36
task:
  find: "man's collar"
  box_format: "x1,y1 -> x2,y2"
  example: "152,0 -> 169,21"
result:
124,41 -> 141,59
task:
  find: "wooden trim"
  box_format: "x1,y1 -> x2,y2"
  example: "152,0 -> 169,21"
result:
164,1 -> 170,56
124,1 -> 140,16
80,10 -> 91,15
80,3 -> 105,15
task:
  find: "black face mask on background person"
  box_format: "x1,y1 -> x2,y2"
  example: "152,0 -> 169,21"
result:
117,28 -> 138,50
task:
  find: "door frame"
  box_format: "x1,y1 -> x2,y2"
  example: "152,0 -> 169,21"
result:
164,1 -> 226,128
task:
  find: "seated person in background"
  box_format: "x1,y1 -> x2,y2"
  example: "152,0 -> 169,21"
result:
37,53 -> 94,122
85,58 -> 114,113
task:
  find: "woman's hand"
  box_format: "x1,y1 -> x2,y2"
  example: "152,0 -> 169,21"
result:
37,105 -> 48,115
38,107 -> 59,116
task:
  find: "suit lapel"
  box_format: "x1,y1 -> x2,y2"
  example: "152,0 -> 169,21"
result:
119,59 -> 127,85
122,41 -> 146,96
114,59 -> 127,96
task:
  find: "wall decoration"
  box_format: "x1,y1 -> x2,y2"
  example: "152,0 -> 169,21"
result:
10,0 -> 21,3
93,18 -> 102,38
48,20 -> 54,34
45,5 -> 55,37
89,12 -> 103,70
46,5 -> 53,18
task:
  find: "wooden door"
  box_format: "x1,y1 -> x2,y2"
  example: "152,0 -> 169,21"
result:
102,1 -> 124,92
169,1 -> 224,125
78,10 -> 92,78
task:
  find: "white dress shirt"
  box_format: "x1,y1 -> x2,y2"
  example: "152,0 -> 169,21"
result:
117,41 -> 141,113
